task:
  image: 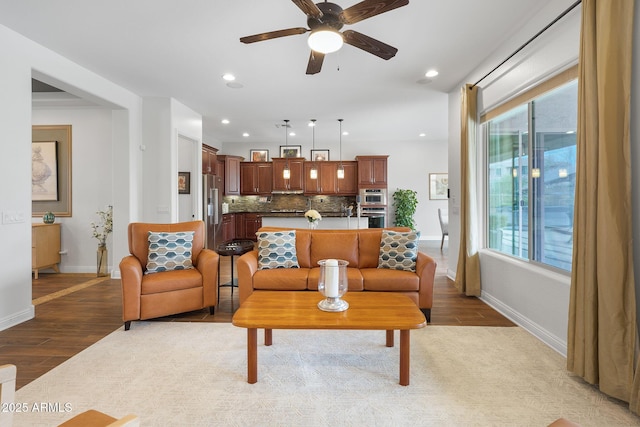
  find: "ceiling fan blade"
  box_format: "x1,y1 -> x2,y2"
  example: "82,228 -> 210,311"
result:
306,51 -> 325,75
240,27 -> 308,44
291,0 -> 323,19
342,30 -> 398,60
341,0 -> 409,25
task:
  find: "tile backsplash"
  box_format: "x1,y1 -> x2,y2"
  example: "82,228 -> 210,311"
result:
223,194 -> 357,214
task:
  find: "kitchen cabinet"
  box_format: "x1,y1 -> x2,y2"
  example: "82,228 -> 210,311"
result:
218,155 -> 243,195
303,161 -> 357,195
222,213 -> 236,243
243,213 -> 262,241
202,144 -> 218,175
272,158 -> 304,193
336,161 -> 358,195
32,223 -> 61,279
240,162 -> 273,195
356,155 -> 388,188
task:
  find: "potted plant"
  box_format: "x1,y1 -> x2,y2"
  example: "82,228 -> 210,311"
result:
393,189 -> 418,229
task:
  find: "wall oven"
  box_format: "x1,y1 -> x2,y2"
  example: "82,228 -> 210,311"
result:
359,188 -> 387,206
361,207 -> 387,228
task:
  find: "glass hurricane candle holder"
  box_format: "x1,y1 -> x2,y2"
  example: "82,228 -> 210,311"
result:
317,259 -> 349,312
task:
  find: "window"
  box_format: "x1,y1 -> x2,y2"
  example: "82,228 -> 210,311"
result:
485,78 -> 577,271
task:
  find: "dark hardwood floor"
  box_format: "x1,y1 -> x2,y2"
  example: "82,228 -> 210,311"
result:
0,240 -> 514,390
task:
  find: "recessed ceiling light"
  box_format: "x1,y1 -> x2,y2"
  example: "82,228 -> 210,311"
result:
221,119 -> 230,124
342,131 -> 349,136
308,121 -> 316,127
419,133 -> 426,137
222,73 -> 236,81
425,69 -> 439,78
289,132 -> 296,136
242,132 -> 249,137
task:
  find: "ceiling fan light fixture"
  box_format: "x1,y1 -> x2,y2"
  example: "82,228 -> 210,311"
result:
308,29 -> 343,54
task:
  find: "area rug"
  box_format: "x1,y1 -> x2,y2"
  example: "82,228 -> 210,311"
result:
14,323 -> 638,426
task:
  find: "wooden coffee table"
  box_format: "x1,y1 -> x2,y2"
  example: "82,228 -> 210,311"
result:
232,291 -> 426,386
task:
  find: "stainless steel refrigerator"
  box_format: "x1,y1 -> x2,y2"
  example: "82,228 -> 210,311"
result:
203,174 -> 224,249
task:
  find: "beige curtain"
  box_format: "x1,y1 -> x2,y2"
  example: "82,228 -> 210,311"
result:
567,0 -> 639,412
454,84 -> 481,296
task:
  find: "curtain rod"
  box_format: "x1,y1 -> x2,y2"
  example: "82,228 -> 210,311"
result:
472,0 -> 582,88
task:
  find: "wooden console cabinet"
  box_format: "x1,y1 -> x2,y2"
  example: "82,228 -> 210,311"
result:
32,223 -> 61,279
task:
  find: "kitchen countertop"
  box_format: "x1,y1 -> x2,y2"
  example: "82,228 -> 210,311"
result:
227,211 -> 353,218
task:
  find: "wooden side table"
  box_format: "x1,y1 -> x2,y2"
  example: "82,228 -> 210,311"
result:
32,223 -> 61,279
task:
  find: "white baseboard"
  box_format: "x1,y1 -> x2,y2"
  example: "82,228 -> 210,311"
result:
480,290 -> 567,357
0,305 -> 34,332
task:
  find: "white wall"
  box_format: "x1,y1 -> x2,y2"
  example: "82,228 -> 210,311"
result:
447,0 -> 586,355
141,98 -> 202,224
32,108 -> 114,273
0,24 -> 143,331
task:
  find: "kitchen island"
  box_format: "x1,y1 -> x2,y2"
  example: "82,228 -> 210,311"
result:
261,215 -> 368,230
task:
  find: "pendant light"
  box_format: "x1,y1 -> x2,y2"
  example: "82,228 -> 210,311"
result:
282,119 -> 290,179
309,119 -> 318,179
337,119 -> 344,179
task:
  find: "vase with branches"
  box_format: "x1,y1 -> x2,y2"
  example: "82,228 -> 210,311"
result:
91,205 -> 113,276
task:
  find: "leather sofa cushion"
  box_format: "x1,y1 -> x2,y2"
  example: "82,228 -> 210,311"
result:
358,230 -> 383,268
141,268 -> 203,294
360,268 -> 419,291
310,232 -> 359,268
253,268 -> 309,290
307,267 -> 364,291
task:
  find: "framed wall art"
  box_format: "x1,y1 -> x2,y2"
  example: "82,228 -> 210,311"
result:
32,125 -> 72,217
279,145 -> 301,158
32,141 -> 58,201
429,173 -> 448,200
178,172 -> 191,194
310,149 -> 330,161
250,149 -> 269,162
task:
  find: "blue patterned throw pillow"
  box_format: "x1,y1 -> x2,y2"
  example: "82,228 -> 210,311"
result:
378,229 -> 420,272
257,230 -> 299,270
146,231 -> 195,274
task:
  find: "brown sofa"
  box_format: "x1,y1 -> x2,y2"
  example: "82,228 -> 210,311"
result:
237,227 -> 436,322
119,221 -> 219,330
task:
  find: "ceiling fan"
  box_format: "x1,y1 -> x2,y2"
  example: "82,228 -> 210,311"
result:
239,0 -> 409,75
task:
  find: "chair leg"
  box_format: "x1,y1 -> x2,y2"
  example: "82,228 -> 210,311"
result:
420,308 -> 431,323
440,235 -> 445,251
124,321 -> 131,331
209,306 -> 215,315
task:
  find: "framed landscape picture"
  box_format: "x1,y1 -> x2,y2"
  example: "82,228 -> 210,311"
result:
250,149 -> 269,162
429,173 -> 448,200
311,149 -> 330,161
280,145 -> 302,158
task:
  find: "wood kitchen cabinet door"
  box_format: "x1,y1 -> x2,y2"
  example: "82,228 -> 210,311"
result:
356,155 -> 388,188
272,158 -> 304,193
336,161 -> 358,195
241,162 -> 272,195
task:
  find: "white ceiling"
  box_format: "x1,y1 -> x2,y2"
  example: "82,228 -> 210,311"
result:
0,0 -> 550,147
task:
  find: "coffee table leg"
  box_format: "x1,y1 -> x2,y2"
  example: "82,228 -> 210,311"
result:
386,330 -> 394,347
247,328 -> 257,384
399,329 -> 410,386
264,328 -> 272,346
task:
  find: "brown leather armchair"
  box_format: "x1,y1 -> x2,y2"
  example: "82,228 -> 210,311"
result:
119,221 -> 219,330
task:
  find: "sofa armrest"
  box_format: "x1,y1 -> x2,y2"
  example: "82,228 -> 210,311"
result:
195,248 -> 219,307
119,255 -> 143,322
415,252 -> 437,310
237,250 -> 259,305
